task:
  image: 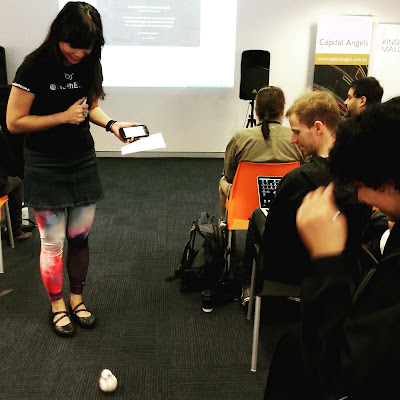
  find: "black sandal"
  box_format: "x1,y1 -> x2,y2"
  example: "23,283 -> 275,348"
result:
50,310 -> 75,337
70,301 -> 96,329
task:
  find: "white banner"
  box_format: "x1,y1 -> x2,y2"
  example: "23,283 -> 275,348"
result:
313,15 -> 373,116
371,24 -> 400,101
314,14 -> 373,65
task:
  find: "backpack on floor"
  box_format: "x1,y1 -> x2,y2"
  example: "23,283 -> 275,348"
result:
166,212 -> 228,292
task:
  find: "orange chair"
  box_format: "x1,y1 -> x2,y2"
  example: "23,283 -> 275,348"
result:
224,161 -> 300,271
0,195 -> 15,273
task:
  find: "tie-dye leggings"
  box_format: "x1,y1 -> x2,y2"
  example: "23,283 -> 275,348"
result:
34,204 -> 96,301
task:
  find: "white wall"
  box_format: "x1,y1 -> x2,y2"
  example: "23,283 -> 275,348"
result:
1,0 -> 400,156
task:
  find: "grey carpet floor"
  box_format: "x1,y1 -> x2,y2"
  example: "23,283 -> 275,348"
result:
0,158 -> 298,400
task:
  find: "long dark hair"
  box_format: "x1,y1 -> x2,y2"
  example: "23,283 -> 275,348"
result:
255,86 -> 285,139
31,1 -> 105,101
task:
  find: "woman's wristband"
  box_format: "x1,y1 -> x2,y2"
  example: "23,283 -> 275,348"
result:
105,120 -> 117,132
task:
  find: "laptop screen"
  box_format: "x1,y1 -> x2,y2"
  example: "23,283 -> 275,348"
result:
257,176 -> 282,210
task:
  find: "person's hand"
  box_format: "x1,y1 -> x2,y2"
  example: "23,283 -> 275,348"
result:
296,183 -> 348,258
110,122 -> 141,143
64,97 -> 89,125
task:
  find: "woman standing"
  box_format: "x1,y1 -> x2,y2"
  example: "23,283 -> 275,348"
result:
7,2 -> 138,337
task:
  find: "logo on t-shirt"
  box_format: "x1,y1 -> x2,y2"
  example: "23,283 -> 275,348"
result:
49,81 -> 82,91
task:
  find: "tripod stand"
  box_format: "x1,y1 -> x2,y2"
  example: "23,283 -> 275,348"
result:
246,100 -> 257,127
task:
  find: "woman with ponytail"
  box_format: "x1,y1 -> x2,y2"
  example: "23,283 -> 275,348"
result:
219,86 -> 303,219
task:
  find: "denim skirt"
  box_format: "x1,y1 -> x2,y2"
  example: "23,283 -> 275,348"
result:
23,148 -> 104,209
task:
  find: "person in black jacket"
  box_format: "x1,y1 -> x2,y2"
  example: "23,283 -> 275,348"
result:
0,128 -> 31,241
264,99 -> 400,399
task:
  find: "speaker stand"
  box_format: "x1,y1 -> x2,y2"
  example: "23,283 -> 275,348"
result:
246,100 -> 257,128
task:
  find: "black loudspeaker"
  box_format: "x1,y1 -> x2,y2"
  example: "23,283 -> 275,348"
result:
239,50 -> 270,100
0,47 -> 7,85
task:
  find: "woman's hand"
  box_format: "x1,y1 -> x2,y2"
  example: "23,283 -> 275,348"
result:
110,122 -> 141,143
7,87 -> 88,134
83,98 -> 141,143
296,183 -> 348,259
64,97 -> 89,125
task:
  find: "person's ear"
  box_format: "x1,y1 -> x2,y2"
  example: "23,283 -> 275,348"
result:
359,96 -> 367,107
314,120 -> 324,135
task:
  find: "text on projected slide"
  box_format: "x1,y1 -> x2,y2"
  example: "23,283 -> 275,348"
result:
97,0 -> 200,47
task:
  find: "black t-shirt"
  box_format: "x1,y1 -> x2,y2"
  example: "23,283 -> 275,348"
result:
13,50 -> 95,156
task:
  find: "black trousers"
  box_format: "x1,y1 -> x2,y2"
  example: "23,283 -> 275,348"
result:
264,326 -> 333,400
240,207 -> 266,287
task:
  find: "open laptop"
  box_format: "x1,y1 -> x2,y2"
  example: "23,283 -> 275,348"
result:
257,176 -> 282,218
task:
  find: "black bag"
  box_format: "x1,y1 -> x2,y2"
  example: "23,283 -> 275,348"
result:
166,212 -> 228,292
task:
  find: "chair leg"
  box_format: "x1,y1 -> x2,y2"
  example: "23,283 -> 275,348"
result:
247,258 -> 257,320
251,295 -> 262,372
226,230 -> 232,272
0,231 -> 3,273
4,202 -> 14,249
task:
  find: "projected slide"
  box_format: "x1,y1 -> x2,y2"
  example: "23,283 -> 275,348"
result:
59,0 -> 237,88
97,0 -> 200,47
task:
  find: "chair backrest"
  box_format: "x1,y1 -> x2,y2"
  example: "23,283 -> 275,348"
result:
226,161 -> 300,228
0,195 -> 9,220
